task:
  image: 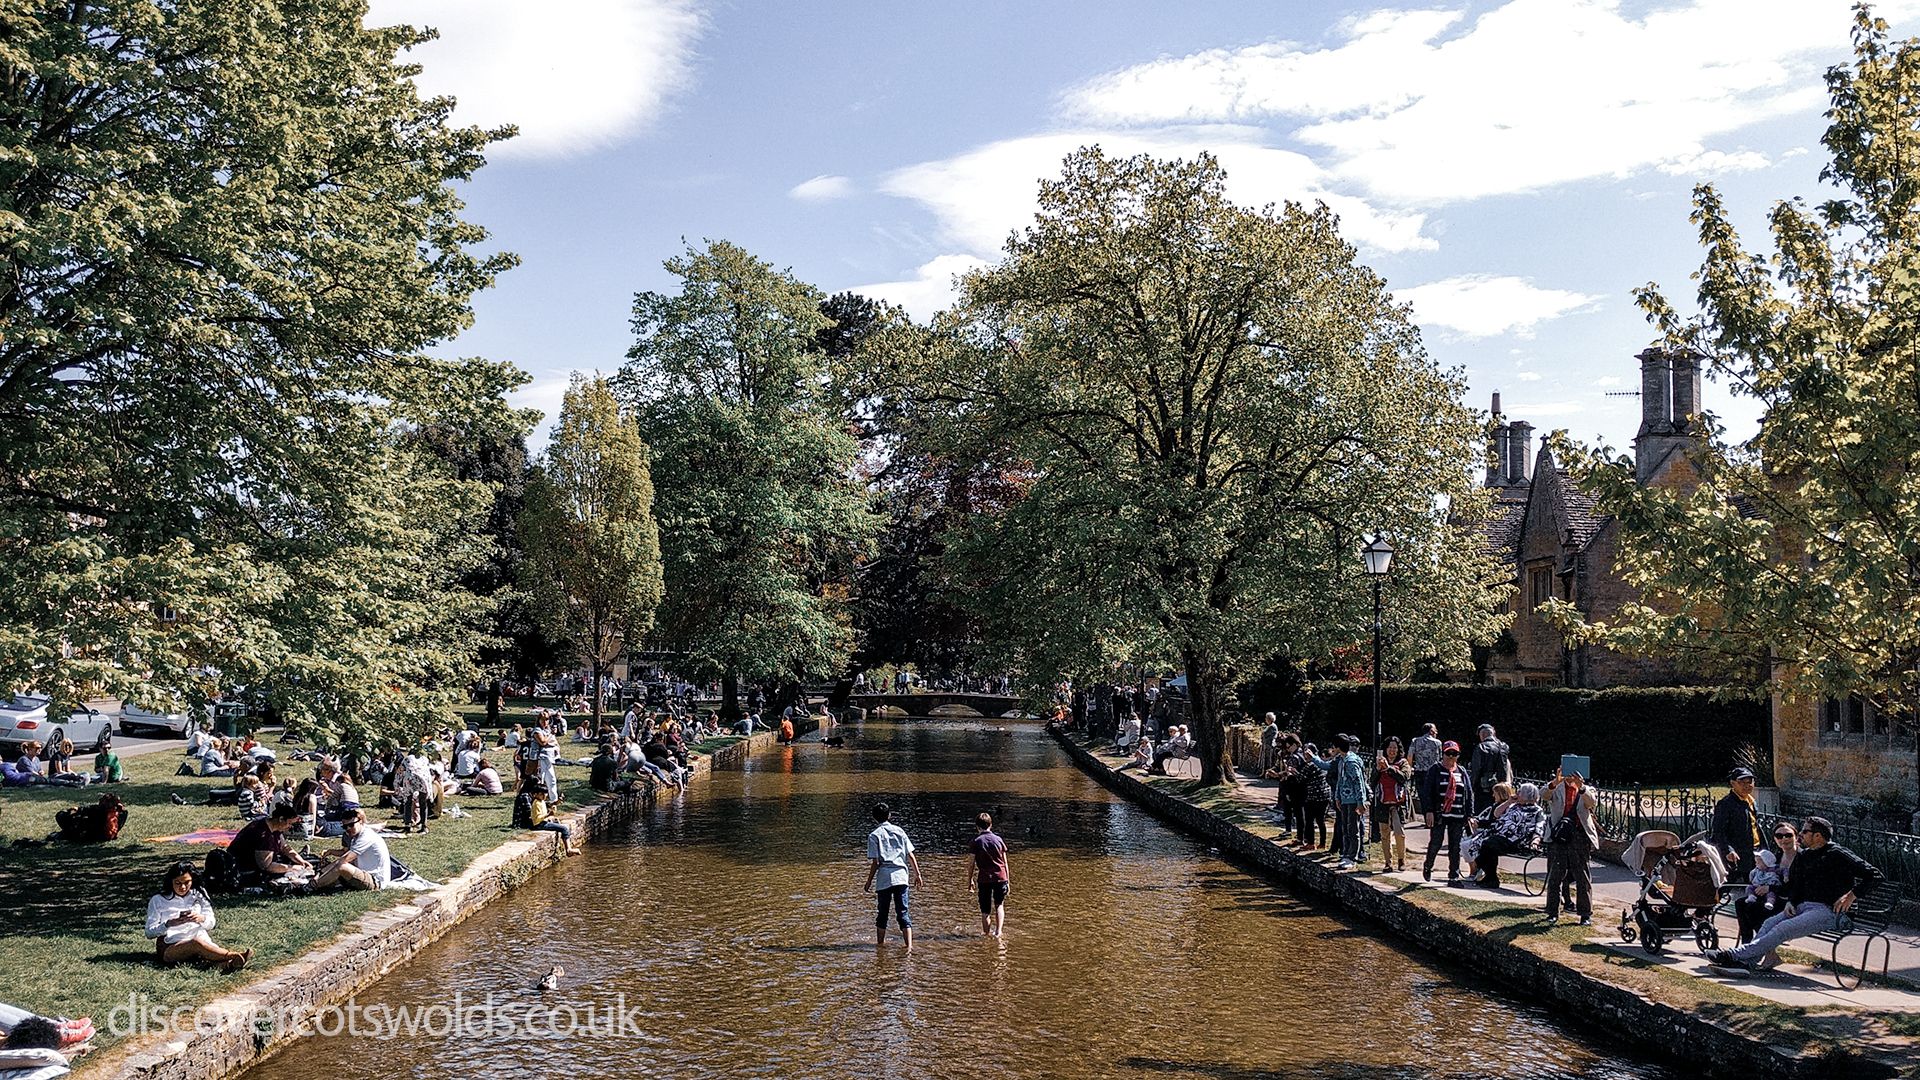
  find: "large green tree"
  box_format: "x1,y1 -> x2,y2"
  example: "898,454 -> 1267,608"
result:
0,0 -> 521,735
1555,7 -> 1920,770
520,376 -> 664,736
617,241 -> 880,717
910,148 -> 1505,783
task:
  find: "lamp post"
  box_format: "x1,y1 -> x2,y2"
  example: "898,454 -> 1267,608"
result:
1361,535 -> 1395,753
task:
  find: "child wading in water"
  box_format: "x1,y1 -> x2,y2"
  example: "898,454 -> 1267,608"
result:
863,802 -> 924,949
967,811 -> 1011,937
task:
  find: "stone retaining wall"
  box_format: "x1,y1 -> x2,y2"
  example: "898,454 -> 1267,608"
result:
1053,730 -> 1888,1080
90,726 -> 798,1080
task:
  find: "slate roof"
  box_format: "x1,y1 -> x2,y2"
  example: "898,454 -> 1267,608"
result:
1483,500 -> 1527,563
1558,474 -> 1607,548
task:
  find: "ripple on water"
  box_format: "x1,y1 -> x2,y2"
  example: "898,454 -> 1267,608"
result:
241,719 -> 1675,1080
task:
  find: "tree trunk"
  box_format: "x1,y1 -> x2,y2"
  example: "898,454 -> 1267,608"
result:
1183,647 -> 1232,786
722,670 -> 741,722
590,655 -> 605,738
486,679 -> 502,728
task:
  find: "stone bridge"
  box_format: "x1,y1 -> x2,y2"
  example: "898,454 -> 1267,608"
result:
849,692 -> 1027,718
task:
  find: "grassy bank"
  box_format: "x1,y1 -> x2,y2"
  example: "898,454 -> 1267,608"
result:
0,744 -> 586,1049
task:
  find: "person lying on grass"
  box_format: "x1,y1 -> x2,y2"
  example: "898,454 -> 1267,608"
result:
145,861 -> 252,973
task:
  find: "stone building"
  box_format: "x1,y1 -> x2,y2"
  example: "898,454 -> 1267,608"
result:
1479,348 -> 1703,688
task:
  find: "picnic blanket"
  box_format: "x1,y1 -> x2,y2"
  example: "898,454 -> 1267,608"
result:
145,827 -> 240,846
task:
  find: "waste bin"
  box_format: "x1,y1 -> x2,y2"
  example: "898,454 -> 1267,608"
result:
212,701 -> 250,737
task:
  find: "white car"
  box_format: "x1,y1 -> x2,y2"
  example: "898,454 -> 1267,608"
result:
119,701 -> 205,738
0,696 -> 112,757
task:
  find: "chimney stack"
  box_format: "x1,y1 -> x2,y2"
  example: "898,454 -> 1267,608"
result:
1507,420 -> 1534,484
1487,393 -> 1508,487
1637,347 -> 1673,438
1670,350 -> 1702,425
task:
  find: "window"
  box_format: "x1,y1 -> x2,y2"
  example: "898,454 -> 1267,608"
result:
1818,694 -> 1915,752
1528,566 -> 1553,608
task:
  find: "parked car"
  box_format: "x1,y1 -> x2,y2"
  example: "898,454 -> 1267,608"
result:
119,701 -> 205,738
0,696 -> 112,757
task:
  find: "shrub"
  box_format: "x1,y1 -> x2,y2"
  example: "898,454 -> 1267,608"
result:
1276,682 -> 1768,786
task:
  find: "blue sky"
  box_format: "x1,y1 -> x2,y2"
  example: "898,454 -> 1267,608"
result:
370,0 -> 1917,456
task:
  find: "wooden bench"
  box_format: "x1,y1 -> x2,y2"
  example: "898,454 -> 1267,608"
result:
1808,881 -> 1902,990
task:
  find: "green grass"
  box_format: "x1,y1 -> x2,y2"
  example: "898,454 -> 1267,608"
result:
0,745 -> 589,1048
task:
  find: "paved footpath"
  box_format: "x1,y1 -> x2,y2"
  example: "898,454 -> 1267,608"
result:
1181,758 -> 1920,1013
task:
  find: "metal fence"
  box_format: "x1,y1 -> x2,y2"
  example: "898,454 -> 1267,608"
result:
1517,777 -> 1920,895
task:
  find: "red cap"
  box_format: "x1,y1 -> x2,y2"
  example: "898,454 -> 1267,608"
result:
1441,741 -> 1461,753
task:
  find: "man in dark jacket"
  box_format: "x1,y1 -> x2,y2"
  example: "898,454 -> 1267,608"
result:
1467,724 -> 1512,807
1709,767 -> 1763,882
1420,742 -> 1475,884
1708,816 -> 1880,973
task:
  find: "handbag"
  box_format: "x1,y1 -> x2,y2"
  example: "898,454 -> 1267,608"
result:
1548,812 -> 1580,845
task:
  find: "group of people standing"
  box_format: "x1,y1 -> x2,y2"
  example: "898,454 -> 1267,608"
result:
1254,718 -> 1603,924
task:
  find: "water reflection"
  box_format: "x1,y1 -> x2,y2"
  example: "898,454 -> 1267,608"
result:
242,717 -> 1673,1080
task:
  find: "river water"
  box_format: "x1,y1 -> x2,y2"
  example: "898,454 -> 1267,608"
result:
244,717 -> 1674,1080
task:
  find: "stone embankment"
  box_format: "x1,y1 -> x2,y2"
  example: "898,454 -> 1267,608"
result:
1054,729 -> 1909,1080
88,726 -> 802,1080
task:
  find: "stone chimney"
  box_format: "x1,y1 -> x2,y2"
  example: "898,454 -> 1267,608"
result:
1634,346 -> 1704,484
1671,350 -> 1703,424
1487,392 -> 1508,487
1507,420 -> 1534,485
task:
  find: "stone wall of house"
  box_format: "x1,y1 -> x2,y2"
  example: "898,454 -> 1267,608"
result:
1772,694 -> 1918,815
1572,523 -> 1683,688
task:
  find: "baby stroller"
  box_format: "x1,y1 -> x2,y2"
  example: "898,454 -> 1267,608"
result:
1617,829 -> 1731,954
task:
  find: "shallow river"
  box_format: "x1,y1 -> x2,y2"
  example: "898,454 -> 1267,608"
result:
244,717 -> 1674,1080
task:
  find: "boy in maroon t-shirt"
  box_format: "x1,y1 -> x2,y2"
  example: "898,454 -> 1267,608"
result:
966,812 -> 1012,937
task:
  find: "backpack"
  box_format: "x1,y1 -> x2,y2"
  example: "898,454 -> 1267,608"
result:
203,847 -> 239,894
512,791 -> 536,829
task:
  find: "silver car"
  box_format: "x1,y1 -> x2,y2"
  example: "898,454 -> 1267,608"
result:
119,701 -> 205,738
0,696 -> 112,757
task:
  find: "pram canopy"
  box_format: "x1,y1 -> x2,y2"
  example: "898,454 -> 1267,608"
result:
1623,830 -> 1682,877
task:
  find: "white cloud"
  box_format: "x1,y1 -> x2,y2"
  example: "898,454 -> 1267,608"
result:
881,128 -> 1435,258
1515,371 -> 1543,381
1397,274 -> 1600,338
1593,375 -> 1624,387
1657,149 -> 1771,176
509,371 -> 582,454
1063,0 -> 1912,203
847,254 -> 990,321
790,174 -> 855,201
368,0 -> 703,159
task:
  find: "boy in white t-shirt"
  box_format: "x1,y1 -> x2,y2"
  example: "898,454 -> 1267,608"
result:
862,802 -> 924,949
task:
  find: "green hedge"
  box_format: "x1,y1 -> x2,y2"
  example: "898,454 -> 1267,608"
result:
1275,682 -> 1768,786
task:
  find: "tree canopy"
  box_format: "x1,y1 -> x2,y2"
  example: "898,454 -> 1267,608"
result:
520,376 -> 664,733
900,148 -> 1505,782
1556,7 -> 1920,737
618,242 -> 880,712
0,0 -> 521,739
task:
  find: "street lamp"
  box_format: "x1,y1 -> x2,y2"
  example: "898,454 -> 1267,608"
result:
1361,535 -> 1395,753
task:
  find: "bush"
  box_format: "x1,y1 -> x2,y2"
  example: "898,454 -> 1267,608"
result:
1280,682 -> 1768,785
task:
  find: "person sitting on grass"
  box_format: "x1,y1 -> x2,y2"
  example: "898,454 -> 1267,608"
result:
1708,816 -> 1882,974
145,861 -> 251,972
311,809 -> 389,891
44,739 -> 88,786
589,740 -> 631,795
513,777 -> 579,855
1,744 -> 42,786
461,756 -> 503,796
198,737 -> 238,778
90,734 -> 122,784
228,805 -> 311,888
643,731 -> 686,785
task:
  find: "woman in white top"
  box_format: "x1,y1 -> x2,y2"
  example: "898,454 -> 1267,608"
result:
145,862 -> 250,972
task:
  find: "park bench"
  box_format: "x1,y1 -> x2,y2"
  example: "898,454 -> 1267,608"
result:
1163,744 -> 1200,778
1812,880 -> 1902,989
